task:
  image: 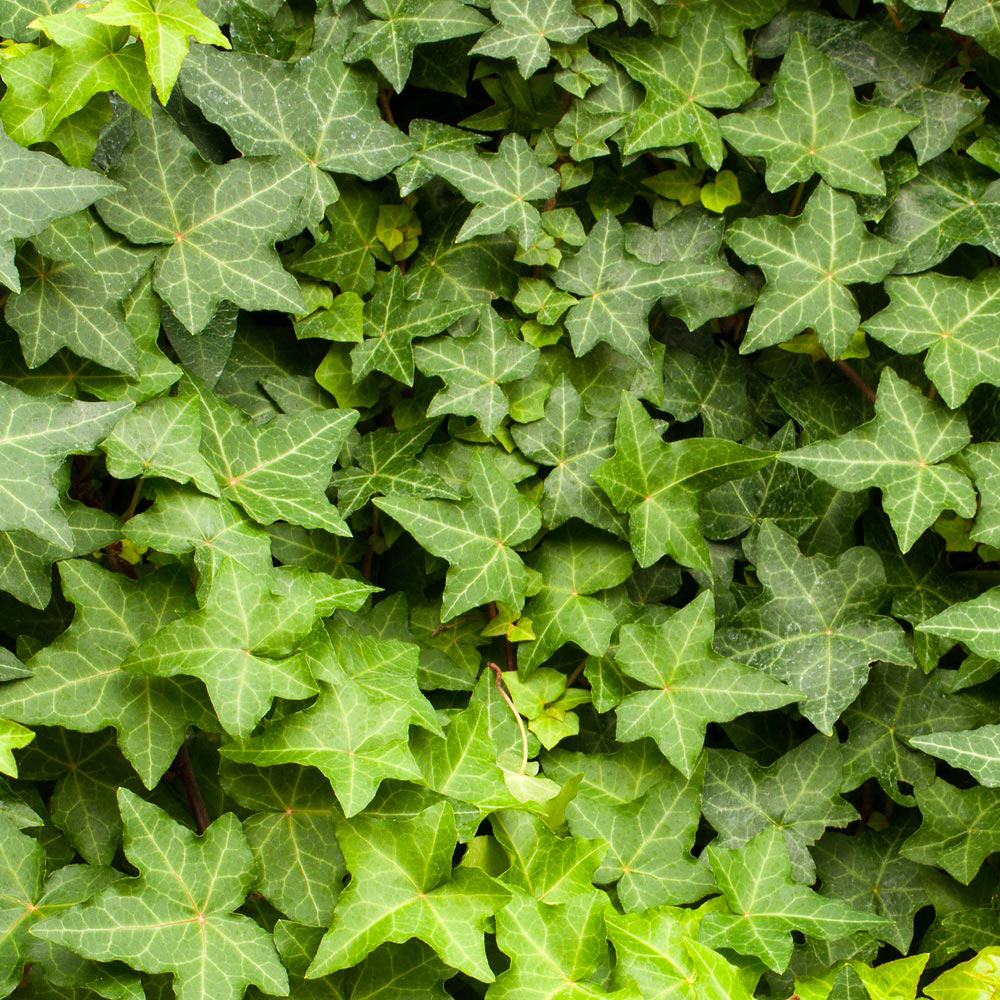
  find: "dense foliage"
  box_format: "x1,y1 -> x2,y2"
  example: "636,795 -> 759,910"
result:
2,0 -> 1000,997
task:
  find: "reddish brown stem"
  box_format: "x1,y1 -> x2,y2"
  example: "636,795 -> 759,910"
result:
834,359 -> 877,404
487,661 -> 528,774
172,743 -> 210,834
885,3 -> 904,31
378,87 -> 396,127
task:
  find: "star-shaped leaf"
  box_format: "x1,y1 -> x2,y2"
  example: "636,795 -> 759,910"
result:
593,392 -> 772,572
86,0 -> 230,102
901,777 -> 1000,884
702,734 -> 857,884
0,382 -> 128,547
123,557 -> 369,737
35,789 -> 288,1000
716,522 -> 913,733
864,271 -> 1000,408
0,721 -> 31,777
416,133 -> 559,249
598,6 -> 758,168
181,44 -> 414,228
943,0 -> 1000,60
924,948 -> 1000,1000
414,305 -> 538,436
306,801 -> 510,981
344,0 -> 490,92
698,827 -> 889,973
184,375 -> 358,536
0,121 -> 120,292
615,592 -> 800,778
780,368 -> 976,552
726,181 -> 902,358
0,561 -> 214,787
349,267 -> 479,384
519,525 -> 633,673
470,0 -> 591,78
375,450 -> 542,620
96,106 -> 306,334
909,724 -> 1000,787
553,213 -> 723,365
719,34 -> 916,194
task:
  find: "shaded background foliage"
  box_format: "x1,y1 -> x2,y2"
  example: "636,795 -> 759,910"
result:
1,0 -> 1000,998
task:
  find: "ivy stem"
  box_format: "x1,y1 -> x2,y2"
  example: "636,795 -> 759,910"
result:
121,476 -> 145,523
378,87 -> 396,127
172,742 -> 210,834
788,182 -> 806,216
565,659 -> 587,688
833,359 -> 876,404
885,3 -> 904,31
488,661 -> 528,775
362,507 -> 380,582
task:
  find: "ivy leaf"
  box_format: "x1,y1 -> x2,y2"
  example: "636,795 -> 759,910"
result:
180,44 -> 413,228
942,0 -> 1000,60
0,122 -> 119,292
614,592 -> 799,778
0,383 -> 129,547
414,305 -> 539,436
0,721 -> 32,777
344,0 -> 490,92
349,268 -> 479,384
0,561 -> 213,787
86,0 -> 230,102
702,734 -> 857,884
924,948 -> 1000,1000
876,154 -> 1000,274
593,392 -> 772,572
470,0 -> 591,78
780,368 -> 976,553
900,777 -> 1000,884
726,182 -> 901,359
489,892 -> 626,1000
719,34 -> 916,195
542,745 -> 716,910
510,375 -> 622,534
416,133 -> 559,249
553,213 -> 723,366
96,106 -> 306,334
375,450 -> 542,620
863,271 -> 1000,408
306,801 -> 510,981
123,558 -> 369,738
519,525 -> 633,673
35,789 -> 289,1000
698,826 -> 890,973
607,904 -> 756,1000
184,376 -> 358,536
716,522 -> 913,734
909,725 -> 1000,787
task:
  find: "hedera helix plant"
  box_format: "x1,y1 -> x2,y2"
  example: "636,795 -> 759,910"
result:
5,0 -> 1000,996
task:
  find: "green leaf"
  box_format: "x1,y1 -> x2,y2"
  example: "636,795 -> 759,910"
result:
702,734 -> 857,884
0,122 -> 120,292
924,947 -> 1000,1000
307,801 -> 510,981
779,368 -> 976,553
909,724 -> 1000,788
0,720 -> 32,776
344,0 -> 490,92
593,392 -> 773,572
699,826 -> 889,973
470,0 -> 591,78
184,375 -> 358,536
719,34 -> 916,195
375,450 -> 542,620
35,789 -> 289,1000
180,44 -> 414,228
943,0 -> 1000,59
614,591 -> 798,777
598,6 -> 758,168
726,181 -> 902,359
96,106 -> 306,334
864,271 -> 1000,408
716,522 -> 913,734
86,0 -> 230,102
414,305 -> 538,435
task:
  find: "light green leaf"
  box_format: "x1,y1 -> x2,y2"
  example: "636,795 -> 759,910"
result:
909,724 -> 1000,787
307,801 -> 510,981
593,392 -> 772,572
34,789 -> 289,1000
779,368 -> 975,553
924,947 -> 1000,1000
726,182 -> 902,359
0,721 -> 32,777
719,34 -> 916,194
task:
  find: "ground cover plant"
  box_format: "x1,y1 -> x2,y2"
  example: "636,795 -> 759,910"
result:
3,0 -> 1000,996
